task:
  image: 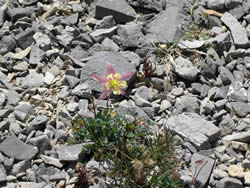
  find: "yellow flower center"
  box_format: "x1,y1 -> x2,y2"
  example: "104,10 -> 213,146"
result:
105,73 -> 127,95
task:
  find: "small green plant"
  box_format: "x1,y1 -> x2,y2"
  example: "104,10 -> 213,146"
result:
69,63 -> 183,187
70,109 -> 183,187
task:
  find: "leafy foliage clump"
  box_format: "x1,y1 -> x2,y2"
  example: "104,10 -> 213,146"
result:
69,110 -> 183,187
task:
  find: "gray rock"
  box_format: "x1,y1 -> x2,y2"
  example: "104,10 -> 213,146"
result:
7,7 -> 34,22
0,135 -> 38,160
56,144 -> 84,162
63,13 -> 79,25
117,103 -> 153,122
0,4 -> 8,27
20,72 -> 44,88
222,130 -> 250,143
40,155 -> 63,168
213,109 -> 227,120
174,56 -> 199,81
28,135 -> 50,154
133,94 -> 152,107
0,109 -> 12,119
61,75 -> 80,89
228,3 -> 248,20
71,83 -> 91,97
101,38 -> 120,52
145,2 -> 183,43
215,99 -> 227,111
80,52 -> 136,93
221,12 -> 249,48
0,92 -> 6,106
14,28 -> 35,49
7,90 -> 20,106
231,102 -> 250,117
0,164 -> 7,182
44,72 -> 55,85
200,97 -> 215,115
1,35 -> 16,51
207,0 -> 225,9
178,40 -> 206,49
174,95 -> 200,115
0,121 -> 9,131
29,45 -> 45,65
117,22 -> 144,49
96,15 -> 116,29
128,0 -> 166,12
217,177 -> 243,188
20,0 -> 38,5
191,83 -> 202,95
90,26 -> 117,43
225,0 -> 244,9
95,0 -> 136,24
11,160 -> 31,175
33,32 -> 51,51
25,115 -> 49,134
166,113 -> 220,150
214,86 -> 229,101
228,81 -> 248,102
15,102 -> 34,117
69,45 -> 89,60
191,153 -> 215,188
219,66 -> 234,85
56,29 -> 74,47
219,116 -> 235,136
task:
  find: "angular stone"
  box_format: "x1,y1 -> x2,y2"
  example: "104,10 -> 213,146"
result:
219,66 -> 234,85
28,135 -> 50,154
231,102 -> 250,117
174,56 -> 199,81
166,113 -> 220,150
101,37 -> 120,52
0,121 -> 9,131
33,32 -> 51,51
7,7 -> 34,22
222,130 -> 250,143
15,102 -> 34,117
207,0 -> 225,9
191,153 -> 215,188
90,26 -> 117,43
40,155 -> 63,168
0,135 -> 38,160
56,144 -> 84,162
20,72 -> 44,88
221,12 -> 249,48
95,0 -> 136,24
219,116 -> 234,136
15,28 -> 35,49
232,141 -> 248,151
11,160 -> 31,175
217,177 -> 243,188
0,164 -> 7,182
7,90 -> 20,106
117,22 -> 144,49
145,3 -> 183,43
174,95 -> 200,115
0,92 -> 6,106
0,4 -> 8,27
29,45 -> 45,65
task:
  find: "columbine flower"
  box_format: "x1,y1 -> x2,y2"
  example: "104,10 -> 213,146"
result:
90,63 -> 134,100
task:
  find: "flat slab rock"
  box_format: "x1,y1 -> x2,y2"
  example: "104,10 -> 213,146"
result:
0,135 -> 38,160
191,153 -> 215,188
165,113 -> 220,150
56,143 -> 84,162
95,0 -> 136,24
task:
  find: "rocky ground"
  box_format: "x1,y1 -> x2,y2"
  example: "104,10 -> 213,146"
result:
0,0 -> 249,187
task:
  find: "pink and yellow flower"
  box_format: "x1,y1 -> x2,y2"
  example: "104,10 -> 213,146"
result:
90,63 -> 134,100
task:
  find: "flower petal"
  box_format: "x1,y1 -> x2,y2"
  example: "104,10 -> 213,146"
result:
106,63 -> 116,76
120,72 -> 134,81
90,74 -> 106,84
98,89 -> 111,100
